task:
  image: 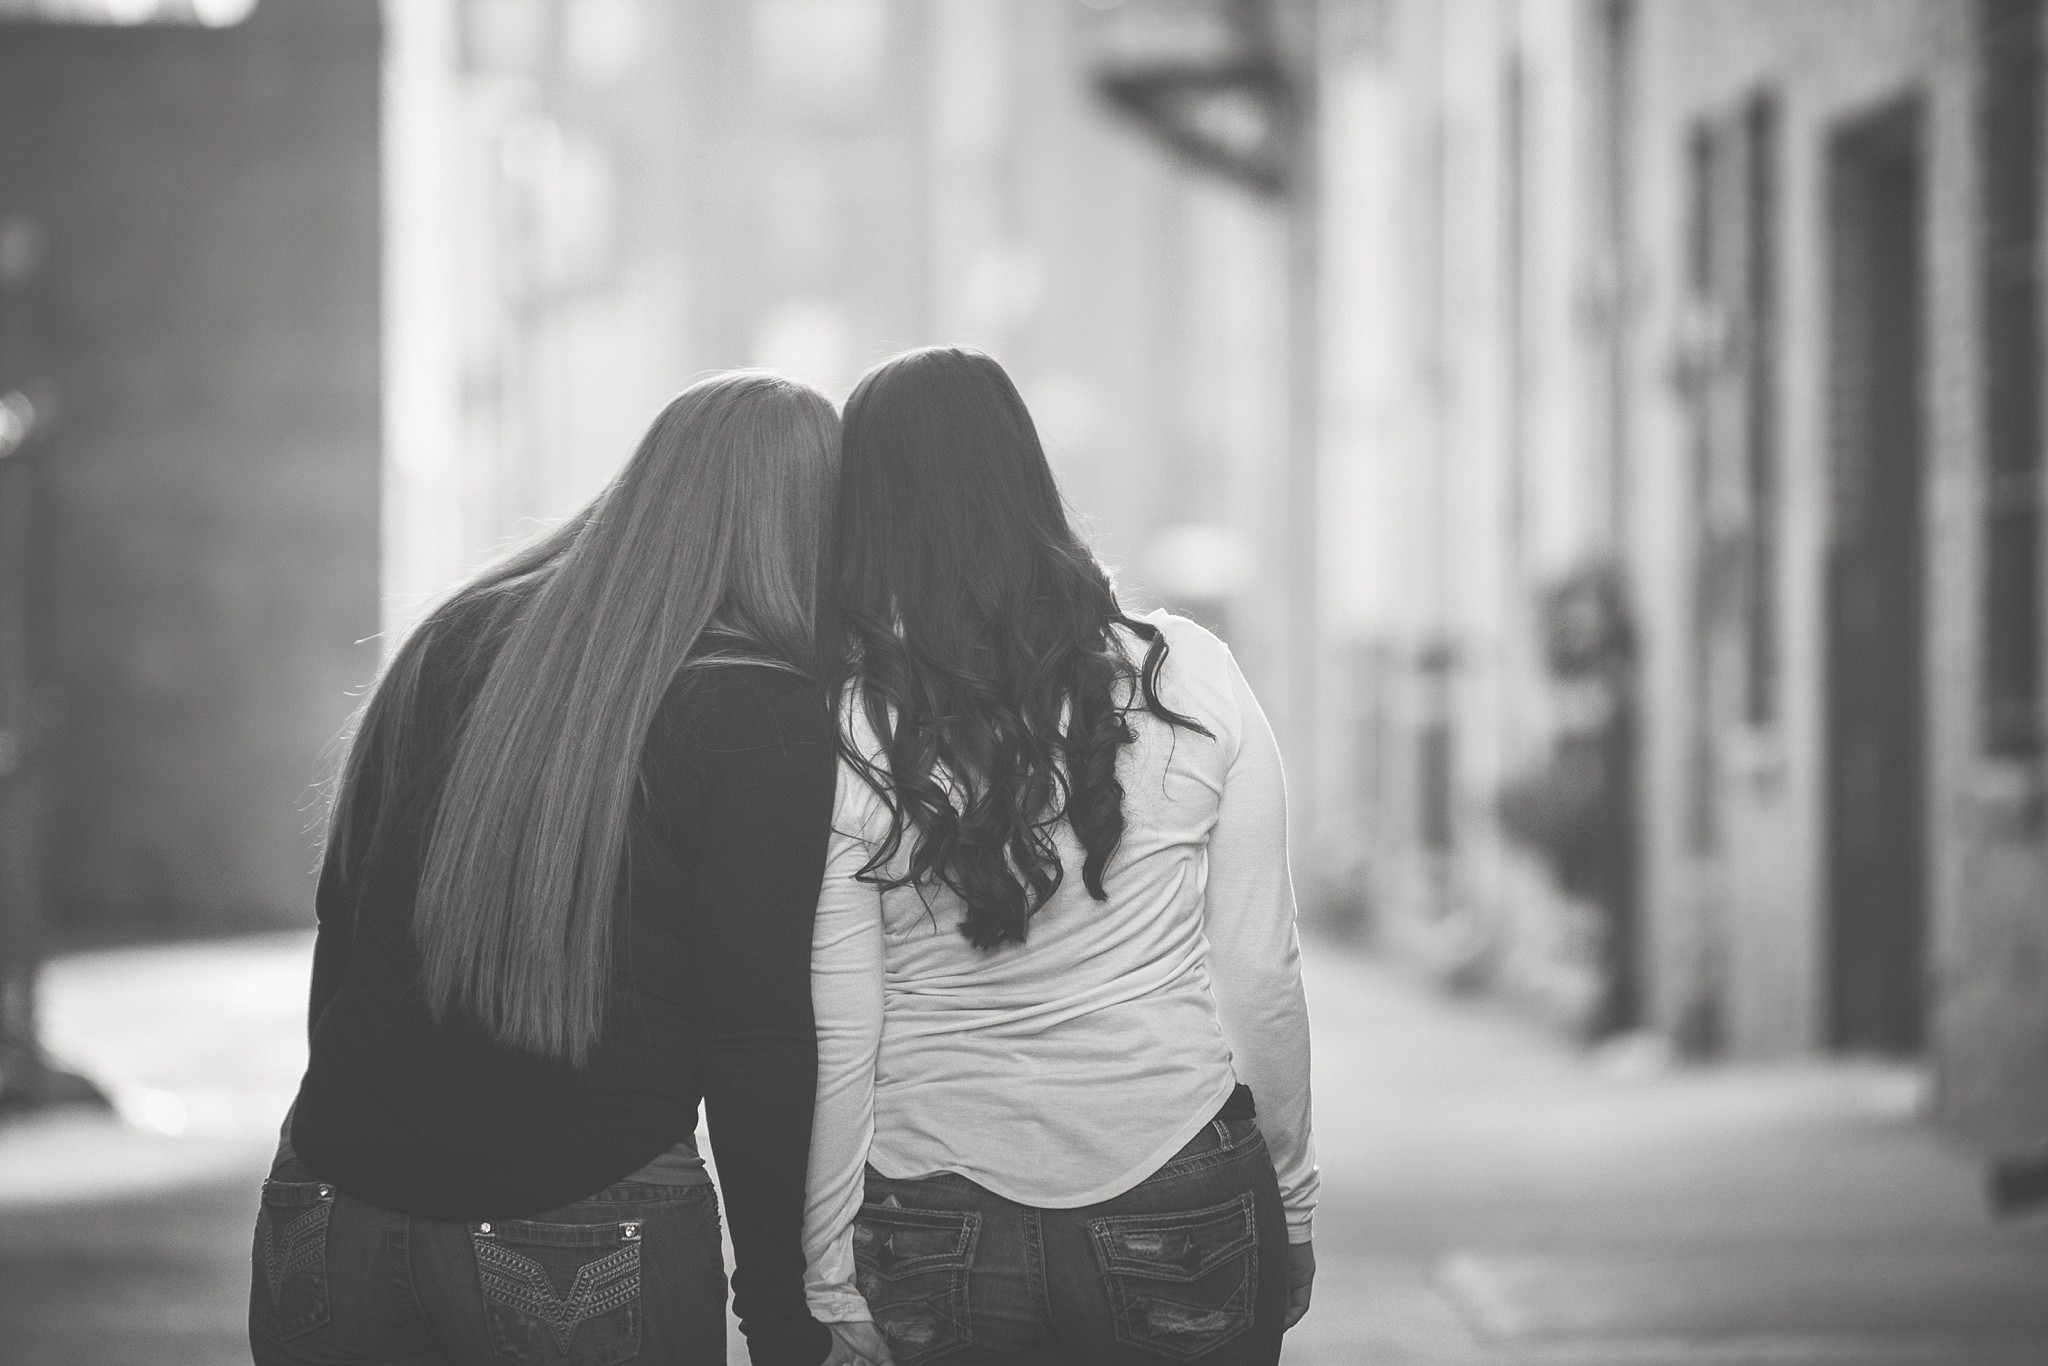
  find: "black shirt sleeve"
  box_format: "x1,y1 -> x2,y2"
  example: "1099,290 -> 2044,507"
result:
307,851 -> 355,1042
659,668 -> 835,1366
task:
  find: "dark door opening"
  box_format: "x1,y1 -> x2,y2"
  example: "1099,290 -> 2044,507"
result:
1824,99 -> 1927,1054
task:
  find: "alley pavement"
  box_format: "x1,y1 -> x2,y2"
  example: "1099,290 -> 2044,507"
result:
0,934 -> 304,1366
2,933 -> 2044,1365
1289,949 -> 2048,1365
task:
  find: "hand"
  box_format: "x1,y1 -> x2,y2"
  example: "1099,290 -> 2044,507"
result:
821,1320 -> 894,1366
1283,1239 -> 1315,1329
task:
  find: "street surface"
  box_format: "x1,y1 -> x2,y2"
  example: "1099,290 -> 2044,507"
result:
1288,950 -> 2048,1365
1,934 -> 2043,1365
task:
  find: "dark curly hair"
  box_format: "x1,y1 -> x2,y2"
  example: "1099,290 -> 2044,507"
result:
831,347 -> 1207,949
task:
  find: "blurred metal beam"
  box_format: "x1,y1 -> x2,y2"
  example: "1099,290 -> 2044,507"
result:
0,0 -> 256,24
1083,0 -> 1299,199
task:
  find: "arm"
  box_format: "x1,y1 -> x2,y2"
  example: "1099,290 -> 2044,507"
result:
306,850 -> 354,1041
686,677 -> 836,1366
803,765 -> 885,1323
309,738 -> 381,1042
1202,649 -> 1319,1244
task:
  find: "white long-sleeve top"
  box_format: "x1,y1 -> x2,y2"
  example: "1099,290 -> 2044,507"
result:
801,612 -> 1318,1322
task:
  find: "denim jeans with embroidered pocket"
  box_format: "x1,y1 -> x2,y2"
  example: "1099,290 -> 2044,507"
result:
472,1213 -> 644,1366
1088,1191 -> 1260,1360
250,1177 -> 336,1343
853,1193 -> 981,1365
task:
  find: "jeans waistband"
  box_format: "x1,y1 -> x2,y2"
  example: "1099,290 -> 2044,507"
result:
1215,1083 -> 1256,1123
620,1136 -> 710,1187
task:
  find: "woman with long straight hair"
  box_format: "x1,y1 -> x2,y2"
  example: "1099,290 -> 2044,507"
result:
253,373 -> 866,1366
803,348 -> 1318,1363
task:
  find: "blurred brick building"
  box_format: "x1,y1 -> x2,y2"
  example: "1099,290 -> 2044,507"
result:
0,0 -> 380,1098
1332,0 -> 2048,1146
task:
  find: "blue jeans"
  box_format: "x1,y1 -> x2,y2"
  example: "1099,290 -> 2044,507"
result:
854,1110 -> 1288,1366
248,1155 -> 727,1366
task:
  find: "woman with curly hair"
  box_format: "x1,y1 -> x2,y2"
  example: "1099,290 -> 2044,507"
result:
803,348 -> 1318,1364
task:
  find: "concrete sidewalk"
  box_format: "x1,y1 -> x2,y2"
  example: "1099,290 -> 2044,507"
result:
1288,948 -> 2048,1365
0,934 -> 304,1366
3,934 -> 2045,1365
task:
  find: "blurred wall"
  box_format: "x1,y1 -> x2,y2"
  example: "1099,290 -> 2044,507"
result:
0,0 -> 382,943
1621,0 -> 1960,1063
1620,0 -> 2048,1143
1339,0 -> 2048,1144
1322,0 -> 1618,1019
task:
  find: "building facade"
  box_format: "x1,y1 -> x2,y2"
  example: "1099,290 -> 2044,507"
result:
0,0 -> 381,1098
1334,0 -> 2048,1145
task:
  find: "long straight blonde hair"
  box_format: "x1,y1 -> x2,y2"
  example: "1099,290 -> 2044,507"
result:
328,372 -> 838,1065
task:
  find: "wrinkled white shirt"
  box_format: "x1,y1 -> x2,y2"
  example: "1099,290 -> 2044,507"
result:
801,612 -> 1318,1321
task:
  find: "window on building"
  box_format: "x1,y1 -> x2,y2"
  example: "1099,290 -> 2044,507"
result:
1685,122 -> 1718,855
1503,51 -> 1528,571
1744,94 -> 1780,726
1980,0 -> 2044,759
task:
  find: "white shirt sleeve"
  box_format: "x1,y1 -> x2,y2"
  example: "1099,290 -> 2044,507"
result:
801,764 -> 884,1321
1202,646 -> 1320,1243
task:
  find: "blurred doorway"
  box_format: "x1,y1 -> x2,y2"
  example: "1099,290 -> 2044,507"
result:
1823,98 -> 1926,1055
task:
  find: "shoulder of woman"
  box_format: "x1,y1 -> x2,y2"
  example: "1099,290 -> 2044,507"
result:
670,662 -> 832,747
1125,608 -> 1234,682
1133,607 -> 1225,650
403,588 -> 523,713
1121,608 -> 1243,738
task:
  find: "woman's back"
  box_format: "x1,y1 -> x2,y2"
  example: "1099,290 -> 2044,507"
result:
262,371 -> 847,1366
802,345 -> 1314,1351
294,594 -> 836,1221
813,611 -> 1314,1216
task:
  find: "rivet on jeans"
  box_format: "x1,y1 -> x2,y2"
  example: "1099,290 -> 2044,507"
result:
621,1221 -> 641,1240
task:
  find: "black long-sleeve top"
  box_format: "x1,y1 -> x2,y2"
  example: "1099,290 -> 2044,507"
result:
289,604 -> 834,1366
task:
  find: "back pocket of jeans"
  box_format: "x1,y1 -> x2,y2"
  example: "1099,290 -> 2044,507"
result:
853,1200 -> 979,1365
1088,1192 -> 1258,1360
472,1216 -> 642,1366
251,1178 -> 334,1342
